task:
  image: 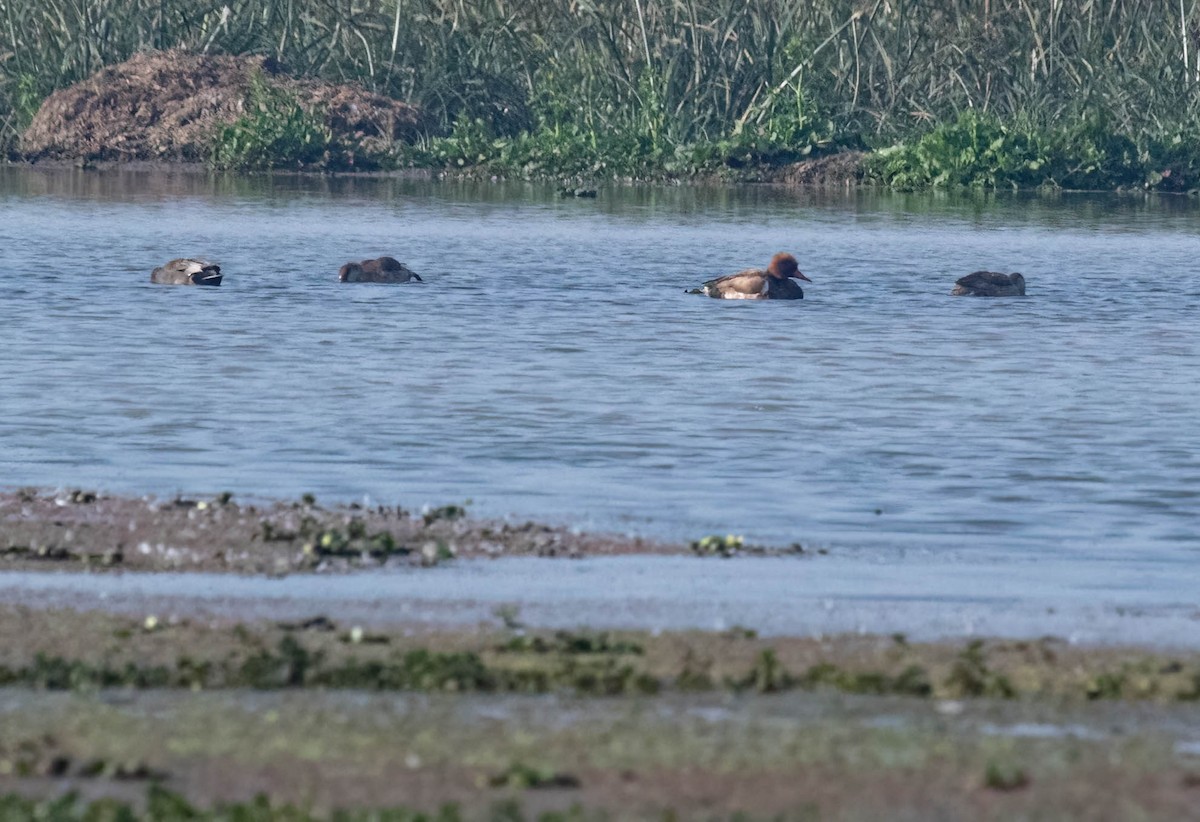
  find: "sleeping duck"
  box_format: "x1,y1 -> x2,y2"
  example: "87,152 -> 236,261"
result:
338,256 -> 423,283
150,259 -> 222,286
952,271 -> 1025,296
694,253 -> 811,300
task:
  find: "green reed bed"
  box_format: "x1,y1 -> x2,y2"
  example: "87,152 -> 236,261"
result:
5,0 -> 1200,185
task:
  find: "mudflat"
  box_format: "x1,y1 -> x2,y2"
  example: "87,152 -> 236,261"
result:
0,607 -> 1199,819
0,488 -> 675,574
2,490 -> 1199,818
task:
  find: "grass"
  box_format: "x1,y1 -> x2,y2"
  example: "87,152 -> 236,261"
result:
5,1 -> 1200,187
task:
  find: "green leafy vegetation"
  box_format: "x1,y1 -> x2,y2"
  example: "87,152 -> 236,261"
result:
4,625 -> 1199,702
4,1 -> 1200,187
983,760 -> 1031,792
423,502 -> 469,525
486,762 -> 581,790
798,662 -> 933,698
497,630 -> 644,656
690,534 -> 810,557
865,110 -> 1180,191
943,640 -> 1017,699
210,72 -> 335,170
0,736 -> 165,782
690,534 -> 745,557
301,519 -> 404,561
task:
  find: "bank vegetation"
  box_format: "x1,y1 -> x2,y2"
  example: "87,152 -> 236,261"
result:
4,0 -> 1200,188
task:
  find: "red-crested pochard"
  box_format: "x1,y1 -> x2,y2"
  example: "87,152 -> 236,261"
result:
695,253 -> 811,300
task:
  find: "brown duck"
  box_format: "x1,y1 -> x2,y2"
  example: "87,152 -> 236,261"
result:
150,259 -> 222,286
338,257 -> 423,283
951,271 -> 1025,296
695,253 -> 811,300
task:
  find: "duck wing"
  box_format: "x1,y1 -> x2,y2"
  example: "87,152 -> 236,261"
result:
381,260 -> 421,282
701,269 -> 769,299
150,258 -> 188,284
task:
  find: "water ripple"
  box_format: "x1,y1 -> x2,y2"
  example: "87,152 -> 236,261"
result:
2,169 -> 1199,560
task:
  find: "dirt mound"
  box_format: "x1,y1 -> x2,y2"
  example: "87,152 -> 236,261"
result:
21,50 -> 422,163
775,151 -> 867,186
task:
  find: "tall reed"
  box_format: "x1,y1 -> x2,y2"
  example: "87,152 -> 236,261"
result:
3,1 -> 1200,161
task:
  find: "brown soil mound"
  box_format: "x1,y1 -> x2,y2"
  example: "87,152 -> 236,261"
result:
21,50 -> 422,163
775,150 -> 867,186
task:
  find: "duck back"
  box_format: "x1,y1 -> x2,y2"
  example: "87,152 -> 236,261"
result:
952,271 -> 1025,297
340,257 -> 423,283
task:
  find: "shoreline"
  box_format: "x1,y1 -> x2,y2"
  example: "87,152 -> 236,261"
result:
7,153 -> 1190,194
3,489 -> 1199,817
0,603 -> 1197,817
1,490 -> 1197,650
3,153 -> 866,188
7,155 -> 1199,195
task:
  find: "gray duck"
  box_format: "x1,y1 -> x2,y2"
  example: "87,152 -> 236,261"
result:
150,259 -> 222,286
952,271 -> 1025,296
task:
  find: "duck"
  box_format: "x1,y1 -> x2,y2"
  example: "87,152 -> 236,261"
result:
694,253 -> 811,300
951,271 -> 1025,296
338,256 -> 423,283
150,259 -> 222,286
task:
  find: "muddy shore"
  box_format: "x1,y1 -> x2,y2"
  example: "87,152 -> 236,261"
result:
0,488 -> 682,574
4,687 -> 1197,820
3,489 -> 1199,818
0,607 -> 1198,818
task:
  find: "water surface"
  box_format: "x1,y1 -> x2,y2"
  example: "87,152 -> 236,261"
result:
3,168 -> 1199,561
1,554 -> 1196,645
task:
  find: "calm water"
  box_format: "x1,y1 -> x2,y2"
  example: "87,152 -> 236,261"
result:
3,553 -> 1197,644
2,168 -> 1199,560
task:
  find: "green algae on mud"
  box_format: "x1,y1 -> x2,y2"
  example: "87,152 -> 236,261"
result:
3,608 -> 1200,818
2,688 -> 1200,820
2,607 -> 1199,703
